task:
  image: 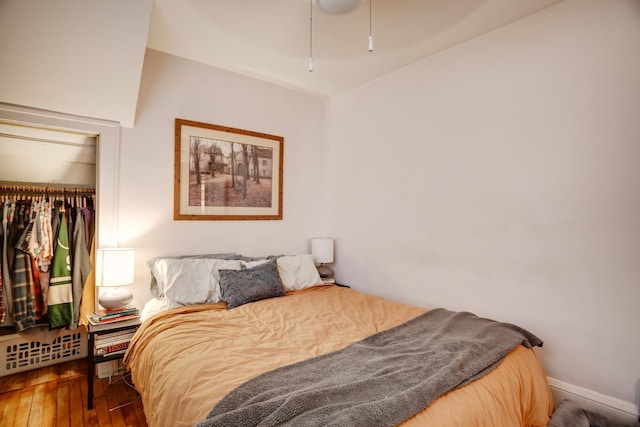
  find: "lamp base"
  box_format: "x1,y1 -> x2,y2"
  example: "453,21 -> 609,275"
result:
317,264 -> 334,279
99,287 -> 133,310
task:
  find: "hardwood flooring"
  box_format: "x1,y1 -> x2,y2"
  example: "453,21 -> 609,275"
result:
0,358 -> 147,427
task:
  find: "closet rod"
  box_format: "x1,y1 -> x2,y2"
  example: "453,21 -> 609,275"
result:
0,182 -> 95,194
0,132 -> 97,148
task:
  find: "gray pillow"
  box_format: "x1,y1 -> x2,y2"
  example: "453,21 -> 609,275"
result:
219,259 -> 286,309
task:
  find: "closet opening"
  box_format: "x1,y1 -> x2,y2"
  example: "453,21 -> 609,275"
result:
0,103 -> 121,376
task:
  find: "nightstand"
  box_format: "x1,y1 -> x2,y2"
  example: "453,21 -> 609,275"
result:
87,317 -> 141,410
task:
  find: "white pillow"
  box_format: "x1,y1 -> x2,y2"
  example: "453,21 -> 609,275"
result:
139,298 -> 170,323
156,258 -> 242,308
147,253 -> 241,297
241,259 -> 270,269
276,254 -> 322,291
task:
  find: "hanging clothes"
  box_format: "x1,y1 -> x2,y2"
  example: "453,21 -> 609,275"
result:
37,201 -> 54,314
48,209 -> 74,329
82,197 -> 95,250
0,201 -> 15,327
16,200 -> 45,322
0,202 -> 6,324
11,201 -> 36,331
0,253 -> 3,324
71,206 -> 91,328
0,186 -> 95,332
27,199 -> 53,315
50,200 -> 62,255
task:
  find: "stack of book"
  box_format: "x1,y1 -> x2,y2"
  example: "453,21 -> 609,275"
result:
94,328 -> 136,357
87,306 -> 139,326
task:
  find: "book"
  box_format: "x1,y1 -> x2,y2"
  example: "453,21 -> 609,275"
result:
95,332 -> 135,347
95,328 -> 136,342
94,342 -> 130,357
92,306 -> 139,322
87,316 -> 140,333
95,342 -> 132,355
87,313 -> 139,326
94,341 -> 130,354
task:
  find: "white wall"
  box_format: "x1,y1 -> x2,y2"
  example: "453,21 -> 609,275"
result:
0,0 -> 151,128
325,0 -> 640,409
117,50 -> 326,306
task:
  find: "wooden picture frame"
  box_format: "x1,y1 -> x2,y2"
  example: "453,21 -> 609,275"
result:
174,119 -> 283,220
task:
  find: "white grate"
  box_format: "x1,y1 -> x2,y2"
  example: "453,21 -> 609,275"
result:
0,328 -> 87,376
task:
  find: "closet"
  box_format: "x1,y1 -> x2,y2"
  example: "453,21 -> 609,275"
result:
0,103 -> 120,376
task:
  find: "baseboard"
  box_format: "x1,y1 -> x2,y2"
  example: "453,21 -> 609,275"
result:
548,377 -> 639,422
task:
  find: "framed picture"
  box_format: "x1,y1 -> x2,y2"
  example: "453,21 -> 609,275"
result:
174,119 -> 283,220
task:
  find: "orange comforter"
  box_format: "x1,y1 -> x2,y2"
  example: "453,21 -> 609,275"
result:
124,286 -> 554,427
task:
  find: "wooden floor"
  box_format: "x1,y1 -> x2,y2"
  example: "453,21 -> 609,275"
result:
0,358 -> 147,427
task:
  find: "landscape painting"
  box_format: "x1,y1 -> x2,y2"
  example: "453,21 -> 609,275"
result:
174,119 -> 283,220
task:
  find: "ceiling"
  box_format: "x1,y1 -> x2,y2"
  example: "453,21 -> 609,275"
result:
147,0 -> 564,98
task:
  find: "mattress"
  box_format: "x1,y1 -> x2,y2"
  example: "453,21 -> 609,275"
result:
124,285 -> 554,426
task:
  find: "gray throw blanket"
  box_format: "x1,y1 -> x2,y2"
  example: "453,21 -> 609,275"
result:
548,400 -> 640,427
195,308 -> 542,427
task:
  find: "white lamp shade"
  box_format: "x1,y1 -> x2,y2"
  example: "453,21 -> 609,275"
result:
311,238 -> 334,264
315,0 -> 363,15
98,248 -> 135,287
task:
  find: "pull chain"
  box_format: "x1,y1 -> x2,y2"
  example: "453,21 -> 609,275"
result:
309,0 -> 314,72
368,0 -> 373,52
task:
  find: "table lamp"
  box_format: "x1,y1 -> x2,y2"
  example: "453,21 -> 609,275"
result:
97,248 -> 135,310
311,238 -> 334,279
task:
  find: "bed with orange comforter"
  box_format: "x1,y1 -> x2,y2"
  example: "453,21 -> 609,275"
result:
124,285 -> 554,427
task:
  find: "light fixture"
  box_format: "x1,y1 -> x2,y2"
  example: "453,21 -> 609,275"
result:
315,0 -> 363,15
97,248 -> 135,310
308,0 -> 373,72
311,238 -> 335,279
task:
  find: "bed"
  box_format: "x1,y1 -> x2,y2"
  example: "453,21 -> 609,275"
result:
123,254 -> 555,427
